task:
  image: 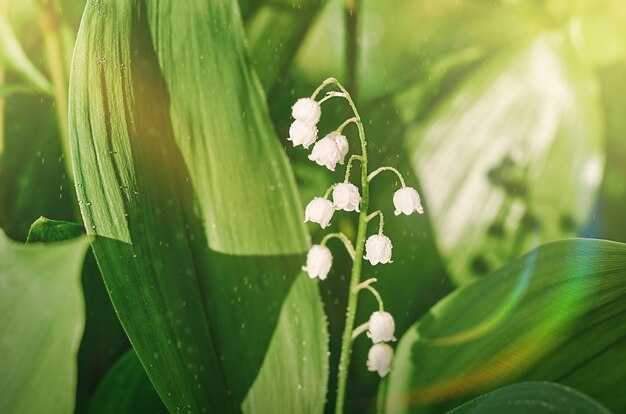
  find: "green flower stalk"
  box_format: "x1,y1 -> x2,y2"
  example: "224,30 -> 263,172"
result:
289,78 -> 425,413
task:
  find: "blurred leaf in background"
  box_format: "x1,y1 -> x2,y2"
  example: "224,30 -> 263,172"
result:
409,35 -> 603,285
596,61 -> 626,243
0,229 -> 89,414
1,0 -> 82,240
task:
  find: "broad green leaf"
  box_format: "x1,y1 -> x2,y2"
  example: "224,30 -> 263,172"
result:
0,229 -> 89,414
89,277 -> 328,414
0,14 -> 52,94
69,1 -> 326,412
88,351 -> 166,414
449,382 -> 610,414
408,36 -> 603,285
383,239 -> 626,413
26,217 -> 130,413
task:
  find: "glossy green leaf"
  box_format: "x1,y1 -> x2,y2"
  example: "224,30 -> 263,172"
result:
0,229 -> 89,414
408,36 -> 604,284
69,1 -> 326,412
88,351 -> 166,414
86,277 -> 330,414
449,382 -> 610,414
90,277 -> 329,414
0,14 -> 52,94
383,239 -> 626,413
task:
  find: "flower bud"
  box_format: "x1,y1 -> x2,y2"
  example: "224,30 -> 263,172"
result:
364,234 -> 393,265
304,197 -> 334,228
393,187 -> 424,216
302,245 -> 332,280
334,133 -> 349,164
367,343 -> 394,377
332,183 -> 361,212
292,98 -> 321,125
308,136 -> 342,171
289,120 -> 318,148
367,311 -> 396,343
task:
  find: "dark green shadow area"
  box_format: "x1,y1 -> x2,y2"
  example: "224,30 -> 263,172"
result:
92,234 -> 303,411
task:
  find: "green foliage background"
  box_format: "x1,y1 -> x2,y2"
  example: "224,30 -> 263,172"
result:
1,0 -> 626,413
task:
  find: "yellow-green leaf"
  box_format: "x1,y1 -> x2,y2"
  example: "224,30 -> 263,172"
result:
0,229 -> 89,414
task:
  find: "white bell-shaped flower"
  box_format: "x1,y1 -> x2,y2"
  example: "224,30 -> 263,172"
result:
332,182 -> 361,212
334,133 -> 349,164
308,136 -> 342,171
302,245 -> 332,280
367,311 -> 396,343
393,187 -> 424,215
304,197 -> 334,228
292,98 -> 321,125
364,234 -> 393,265
289,120 -> 318,149
367,343 -> 394,377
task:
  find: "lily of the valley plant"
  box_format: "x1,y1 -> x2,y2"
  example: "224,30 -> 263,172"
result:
289,78 -> 424,413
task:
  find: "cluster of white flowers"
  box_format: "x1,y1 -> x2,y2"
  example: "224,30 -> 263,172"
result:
289,99 -> 350,171
289,80 -> 425,379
